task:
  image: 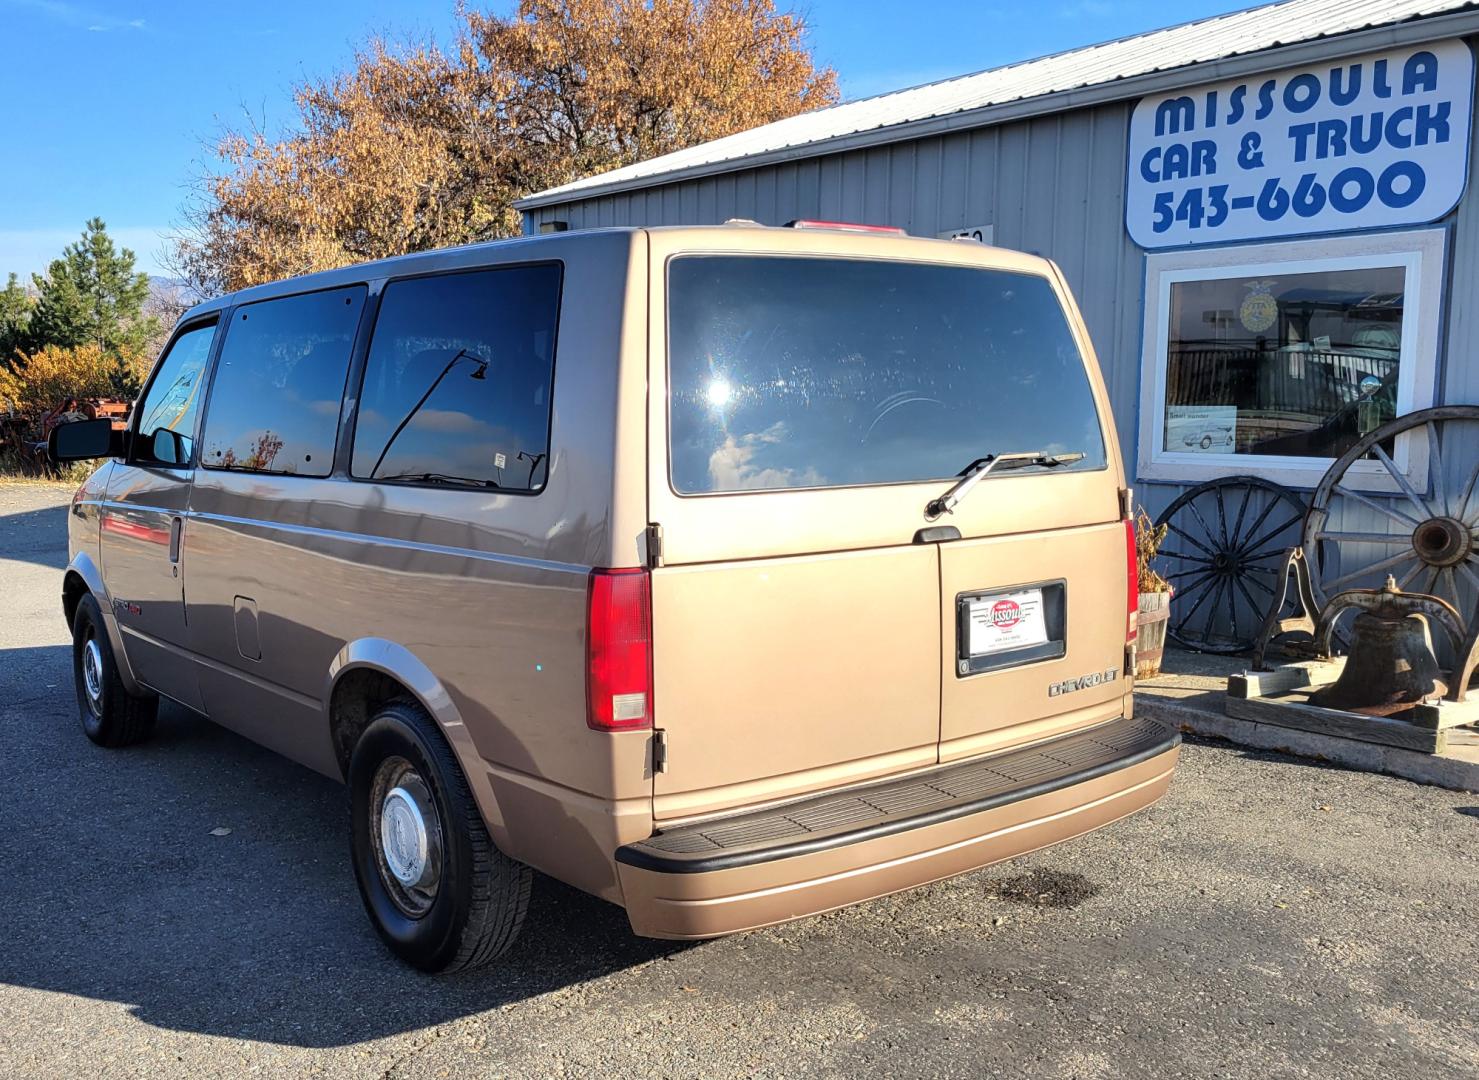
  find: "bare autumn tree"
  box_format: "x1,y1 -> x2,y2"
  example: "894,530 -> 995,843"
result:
462,0 -> 838,189
171,41 -> 508,295
170,0 -> 837,295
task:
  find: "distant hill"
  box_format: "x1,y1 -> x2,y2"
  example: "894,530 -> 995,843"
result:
142,275 -> 204,325
145,275 -> 200,303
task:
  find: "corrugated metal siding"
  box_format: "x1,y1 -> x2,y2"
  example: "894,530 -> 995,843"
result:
1443,72 -> 1479,409
520,0 -> 1479,208
1426,103 -> 1479,625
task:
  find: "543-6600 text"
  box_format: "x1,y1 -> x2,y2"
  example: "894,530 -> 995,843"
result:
1151,160 -> 1426,233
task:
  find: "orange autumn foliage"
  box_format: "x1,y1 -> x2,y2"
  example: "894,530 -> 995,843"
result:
173,0 -> 837,295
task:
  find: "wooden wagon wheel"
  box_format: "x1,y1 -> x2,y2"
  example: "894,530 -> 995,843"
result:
1302,406 -> 1479,658
1154,476 -> 1308,654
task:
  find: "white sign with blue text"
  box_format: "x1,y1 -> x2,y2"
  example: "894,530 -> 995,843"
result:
1127,40 -> 1473,248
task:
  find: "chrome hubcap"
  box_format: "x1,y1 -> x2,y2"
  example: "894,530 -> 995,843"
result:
82,638 -> 103,710
382,787 -> 429,885
371,759 -> 443,918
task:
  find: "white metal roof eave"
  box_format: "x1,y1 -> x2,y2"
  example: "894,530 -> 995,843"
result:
515,9 -> 1479,212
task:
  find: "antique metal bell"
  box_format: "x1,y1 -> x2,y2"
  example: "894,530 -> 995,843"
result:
1310,575 -> 1463,717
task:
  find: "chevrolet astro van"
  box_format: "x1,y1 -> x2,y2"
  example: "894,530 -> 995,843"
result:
52,223 -> 1179,972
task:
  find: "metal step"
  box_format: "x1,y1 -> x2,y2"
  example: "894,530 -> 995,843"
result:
618,716 -> 1176,874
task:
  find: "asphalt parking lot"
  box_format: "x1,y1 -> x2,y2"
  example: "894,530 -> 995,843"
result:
1,481 -> 1476,1079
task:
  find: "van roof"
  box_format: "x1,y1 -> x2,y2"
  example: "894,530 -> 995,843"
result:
178,224 -> 1050,323
181,227 -> 634,319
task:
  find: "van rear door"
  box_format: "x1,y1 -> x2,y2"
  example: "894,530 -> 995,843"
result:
644,230 -> 1125,822
922,269 -> 1129,763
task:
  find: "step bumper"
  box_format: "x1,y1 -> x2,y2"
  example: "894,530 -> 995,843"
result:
616,716 -> 1179,939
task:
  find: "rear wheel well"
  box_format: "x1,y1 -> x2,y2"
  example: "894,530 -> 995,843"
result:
329,668 -> 412,779
62,572 -> 89,630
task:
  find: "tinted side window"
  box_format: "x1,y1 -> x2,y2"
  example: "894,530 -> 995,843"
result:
351,264 -> 561,491
133,321 -> 216,466
202,286 -> 365,476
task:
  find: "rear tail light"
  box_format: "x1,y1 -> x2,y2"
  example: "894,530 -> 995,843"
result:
586,568 -> 653,731
1124,518 -> 1139,643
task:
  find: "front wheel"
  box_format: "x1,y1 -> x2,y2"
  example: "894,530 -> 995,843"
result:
71,594 -> 157,747
348,700 -> 531,973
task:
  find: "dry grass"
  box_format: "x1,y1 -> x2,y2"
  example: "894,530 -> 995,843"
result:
0,449 -> 91,485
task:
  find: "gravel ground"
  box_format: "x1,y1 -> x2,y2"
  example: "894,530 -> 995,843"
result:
1,481 -> 1476,1079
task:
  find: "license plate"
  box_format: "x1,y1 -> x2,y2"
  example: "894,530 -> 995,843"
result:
965,588 -> 1049,656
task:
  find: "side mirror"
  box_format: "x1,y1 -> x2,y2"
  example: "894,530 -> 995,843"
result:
47,418 -> 122,464
150,427 -> 189,466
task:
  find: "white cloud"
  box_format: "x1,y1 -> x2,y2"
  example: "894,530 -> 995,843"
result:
6,0 -> 147,32
411,408 -> 495,435
707,422 -> 825,491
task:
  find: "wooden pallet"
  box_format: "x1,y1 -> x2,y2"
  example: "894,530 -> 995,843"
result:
1226,658 -> 1479,755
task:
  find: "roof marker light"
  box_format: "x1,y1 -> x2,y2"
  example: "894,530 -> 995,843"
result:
783,220 -> 907,235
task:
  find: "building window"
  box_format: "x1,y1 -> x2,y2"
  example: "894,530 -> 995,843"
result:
1138,229 -> 1445,491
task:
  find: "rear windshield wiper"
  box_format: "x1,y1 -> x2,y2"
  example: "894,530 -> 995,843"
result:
924,450 -> 1085,520
378,471 -> 502,489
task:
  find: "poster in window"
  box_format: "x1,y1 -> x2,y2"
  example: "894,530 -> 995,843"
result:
1239,280 -> 1278,332
1166,405 -> 1237,453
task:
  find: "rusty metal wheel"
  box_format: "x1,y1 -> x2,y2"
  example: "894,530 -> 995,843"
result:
1154,476 -> 1308,654
1302,407 -> 1479,655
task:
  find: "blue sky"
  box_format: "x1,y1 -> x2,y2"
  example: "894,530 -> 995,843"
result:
0,0 -> 1255,281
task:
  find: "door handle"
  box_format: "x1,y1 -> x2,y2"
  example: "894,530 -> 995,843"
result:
169,516 -> 183,564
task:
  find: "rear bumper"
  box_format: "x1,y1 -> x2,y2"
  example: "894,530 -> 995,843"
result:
616,717 -> 1178,939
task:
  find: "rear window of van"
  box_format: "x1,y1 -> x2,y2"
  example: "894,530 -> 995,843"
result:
666,255 -> 1107,494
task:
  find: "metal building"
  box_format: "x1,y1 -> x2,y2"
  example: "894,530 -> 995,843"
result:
517,0 -> 1479,652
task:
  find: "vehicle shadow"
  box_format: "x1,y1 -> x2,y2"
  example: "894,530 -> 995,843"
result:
0,502 -> 71,570
0,644 -> 684,1048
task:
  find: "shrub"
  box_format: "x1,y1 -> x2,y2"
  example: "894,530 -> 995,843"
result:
0,343 -> 147,418
1135,507 -> 1172,594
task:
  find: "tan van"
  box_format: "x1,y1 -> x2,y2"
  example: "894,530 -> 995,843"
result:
52,223 -> 1178,972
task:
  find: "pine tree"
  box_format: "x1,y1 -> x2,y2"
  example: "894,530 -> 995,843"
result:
0,273 -> 32,370
28,218 -> 159,359
24,219 -> 160,398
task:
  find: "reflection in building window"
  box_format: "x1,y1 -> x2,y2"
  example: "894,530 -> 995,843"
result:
1164,266 -> 1403,459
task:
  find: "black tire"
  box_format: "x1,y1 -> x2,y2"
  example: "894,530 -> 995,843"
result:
349,700 -> 531,973
71,593 -> 157,747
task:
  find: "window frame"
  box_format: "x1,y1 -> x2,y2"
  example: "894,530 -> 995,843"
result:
126,314 -> 221,471
345,259 -> 565,496
197,283 -> 369,478
662,251 -> 1111,499
1136,228 -> 1446,492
